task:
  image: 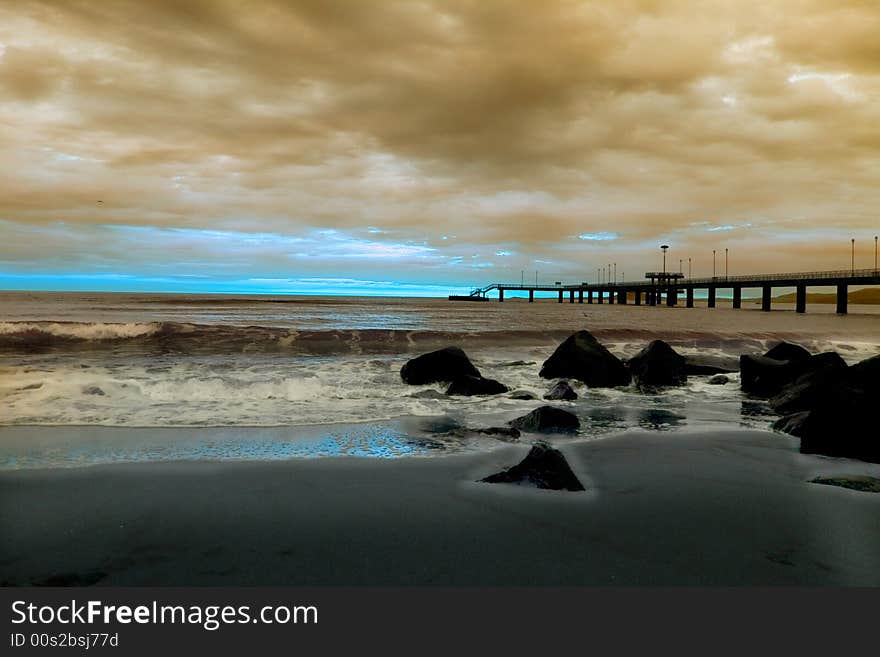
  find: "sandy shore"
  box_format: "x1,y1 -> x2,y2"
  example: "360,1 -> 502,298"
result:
2,427 -> 879,586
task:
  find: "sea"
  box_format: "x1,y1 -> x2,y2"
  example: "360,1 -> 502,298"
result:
1,291 -> 879,468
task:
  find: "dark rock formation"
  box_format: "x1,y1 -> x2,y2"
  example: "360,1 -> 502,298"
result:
684,354 -> 739,375
400,346 -> 480,385
740,351 -> 846,398
627,340 -> 687,387
509,390 -> 537,400
772,352 -> 879,463
509,406 -> 580,433
481,442 -> 585,491
543,380 -> 578,401
708,374 -> 730,385
446,375 -> 508,396
764,341 -> 811,362
539,330 -> 630,387
82,386 -> 105,396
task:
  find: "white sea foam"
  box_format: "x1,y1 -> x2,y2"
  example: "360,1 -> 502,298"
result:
0,321 -> 161,340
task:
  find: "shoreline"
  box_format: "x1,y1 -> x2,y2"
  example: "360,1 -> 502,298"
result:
3,426 -> 879,586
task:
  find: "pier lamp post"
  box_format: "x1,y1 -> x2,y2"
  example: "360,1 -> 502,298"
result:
725,248 -> 728,278
713,249 -> 716,277
613,263 -> 616,284
661,245 -> 669,275
851,238 -> 855,274
688,257 -> 691,278
679,259 -> 682,275
875,235 -> 878,271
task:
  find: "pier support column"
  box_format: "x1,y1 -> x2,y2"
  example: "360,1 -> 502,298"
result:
686,288 -> 694,308
733,287 -> 741,309
598,289 -> 604,304
761,285 -> 772,312
557,290 -> 563,303
569,290 -> 575,303
836,284 -> 848,314
708,287 -> 716,308
666,287 -> 676,306
795,285 -> 805,313
498,289 -> 504,303
635,290 -> 642,305
578,290 -> 583,304
609,289 -> 615,304
588,290 -> 593,304
528,289 -> 534,303
648,290 -> 655,306
618,289 -> 626,304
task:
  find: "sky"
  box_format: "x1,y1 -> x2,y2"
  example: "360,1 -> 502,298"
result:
1,0 -> 879,296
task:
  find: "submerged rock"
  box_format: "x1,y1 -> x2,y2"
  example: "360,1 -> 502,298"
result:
446,375 -> 508,396
707,374 -> 730,385
627,340 -> 687,388
811,475 -> 880,493
83,386 -> 106,396
509,390 -> 537,400
764,341 -> 812,362
481,442 -> 585,491
400,346 -> 480,385
539,330 -> 630,387
543,380 -> 578,401
509,406 -> 580,433
476,426 -> 521,440
684,354 -> 739,375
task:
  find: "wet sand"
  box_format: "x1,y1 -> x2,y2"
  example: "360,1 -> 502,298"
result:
2,427 -> 879,586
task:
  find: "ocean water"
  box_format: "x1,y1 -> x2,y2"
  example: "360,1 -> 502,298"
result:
1,291 -> 878,467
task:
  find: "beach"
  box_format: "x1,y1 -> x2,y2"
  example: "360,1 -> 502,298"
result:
2,292 -> 880,586
3,426 -> 880,586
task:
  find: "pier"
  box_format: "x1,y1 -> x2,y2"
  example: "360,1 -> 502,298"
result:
451,268 -> 880,314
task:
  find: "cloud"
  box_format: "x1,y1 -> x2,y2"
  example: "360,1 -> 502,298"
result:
0,0 -> 879,290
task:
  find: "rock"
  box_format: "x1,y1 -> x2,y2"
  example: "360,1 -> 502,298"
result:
499,361 -> 536,367
509,390 -> 537,400
764,341 -> 811,362
407,389 -> 447,400
446,375 -> 508,396
83,386 -> 106,396
509,406 -> 580,433
481,442 -> 585,491
768,366 -> 844,414
476,426 -> 521,440
773,387 -> 878,463
811,475 -> 880,493
740,351 -> 846,398
543,380 -> 578,401
539,330 -> 630,387
684,354 -> 739,375
400,346 -> 480,385
847,353 -> 880,390
707,374 -> 729,385
627,340 -> 687,387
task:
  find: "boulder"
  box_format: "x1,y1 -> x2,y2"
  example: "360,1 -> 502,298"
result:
509,406 -> 580,433
509,390 -> 537,400
445,375 -> 508,396
543,380 -> 578,401
539,330 -> 631,387
740,351 -> 846,398
400,346 -> 480,385
481,442 -> 585,491
764,341 -> 811,362
627,340 -> 687,387
708,374 -> 729,385
774,389 -> 877,463
684,354 -> 739,375
772,352 -> 880,463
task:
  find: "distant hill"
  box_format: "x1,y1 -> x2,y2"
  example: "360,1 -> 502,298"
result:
770,287 -> 880,305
